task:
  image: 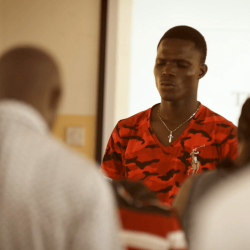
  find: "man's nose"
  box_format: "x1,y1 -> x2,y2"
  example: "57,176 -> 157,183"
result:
162,63 -> 175,76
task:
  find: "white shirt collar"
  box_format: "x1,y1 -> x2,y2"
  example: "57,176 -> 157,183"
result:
0,99 -> 49,134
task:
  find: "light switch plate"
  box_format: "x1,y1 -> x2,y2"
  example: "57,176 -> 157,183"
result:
66,126 -> 85,146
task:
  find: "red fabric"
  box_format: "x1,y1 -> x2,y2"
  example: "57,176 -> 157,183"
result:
119,207 -> 181,238
119,207 -> 185,250
101,104 -> 238,205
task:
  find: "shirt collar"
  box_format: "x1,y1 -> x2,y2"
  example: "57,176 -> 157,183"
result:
0,99 -> 49,135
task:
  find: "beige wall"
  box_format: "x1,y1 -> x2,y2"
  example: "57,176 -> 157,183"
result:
0,0 -> 101,159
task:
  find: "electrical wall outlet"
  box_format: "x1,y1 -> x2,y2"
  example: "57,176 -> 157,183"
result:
66,126 -> 85,146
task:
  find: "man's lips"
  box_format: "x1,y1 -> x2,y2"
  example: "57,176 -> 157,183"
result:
160,80 -> 175,86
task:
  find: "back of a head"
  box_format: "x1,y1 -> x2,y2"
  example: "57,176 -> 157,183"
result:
157,25 -> 207,63
0,46 -> 62,128
238,98 -> 250,142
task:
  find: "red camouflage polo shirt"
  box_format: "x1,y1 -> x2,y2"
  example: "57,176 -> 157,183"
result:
101,103 -> 238,205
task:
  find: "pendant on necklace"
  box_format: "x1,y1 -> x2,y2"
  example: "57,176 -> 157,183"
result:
168,132 -> 173,143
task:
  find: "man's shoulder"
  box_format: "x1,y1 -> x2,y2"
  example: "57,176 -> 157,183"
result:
39,135 -> 111,202
117,107 -> 151,128
110,107 -> 152,141
38,134 -> 100,178
200,104 -> 237,129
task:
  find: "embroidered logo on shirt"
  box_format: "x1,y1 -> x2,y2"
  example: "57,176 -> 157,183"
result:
188,145 -> 205,175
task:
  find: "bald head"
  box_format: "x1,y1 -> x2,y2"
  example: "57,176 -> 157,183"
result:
0,46 -> 62,128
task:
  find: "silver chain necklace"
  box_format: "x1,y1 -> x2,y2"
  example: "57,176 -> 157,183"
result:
158,103 -> 201,144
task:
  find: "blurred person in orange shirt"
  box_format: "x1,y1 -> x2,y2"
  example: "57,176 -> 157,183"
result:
112,180 -> 187,250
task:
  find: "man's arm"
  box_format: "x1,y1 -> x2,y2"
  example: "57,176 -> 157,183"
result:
101,123 -> 126,180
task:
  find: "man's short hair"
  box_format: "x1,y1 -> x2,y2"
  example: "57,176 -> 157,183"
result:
157,25 -> 207,63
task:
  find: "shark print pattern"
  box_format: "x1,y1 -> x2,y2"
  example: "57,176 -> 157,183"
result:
101,103 -> 238,205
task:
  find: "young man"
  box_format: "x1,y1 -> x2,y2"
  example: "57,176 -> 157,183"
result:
101,26 -> 238,206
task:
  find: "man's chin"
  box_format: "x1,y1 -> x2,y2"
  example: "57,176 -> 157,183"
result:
160,95 -> 178,102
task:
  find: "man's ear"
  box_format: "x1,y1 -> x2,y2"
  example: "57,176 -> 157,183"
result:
198,64 -> 208,79
49,86 -> 62,111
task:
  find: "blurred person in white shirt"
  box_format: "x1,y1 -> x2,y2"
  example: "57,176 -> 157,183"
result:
0,46 -> 122,250
190,98 -> 250,250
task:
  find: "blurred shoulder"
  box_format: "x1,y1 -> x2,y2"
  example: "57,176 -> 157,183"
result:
37,133 -> 105,185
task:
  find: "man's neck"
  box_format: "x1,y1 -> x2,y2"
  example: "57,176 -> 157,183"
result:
159,98 -> 199,125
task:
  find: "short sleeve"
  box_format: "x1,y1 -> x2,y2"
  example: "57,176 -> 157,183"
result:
101,122 -> 126,180
221,125 -> 238,160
